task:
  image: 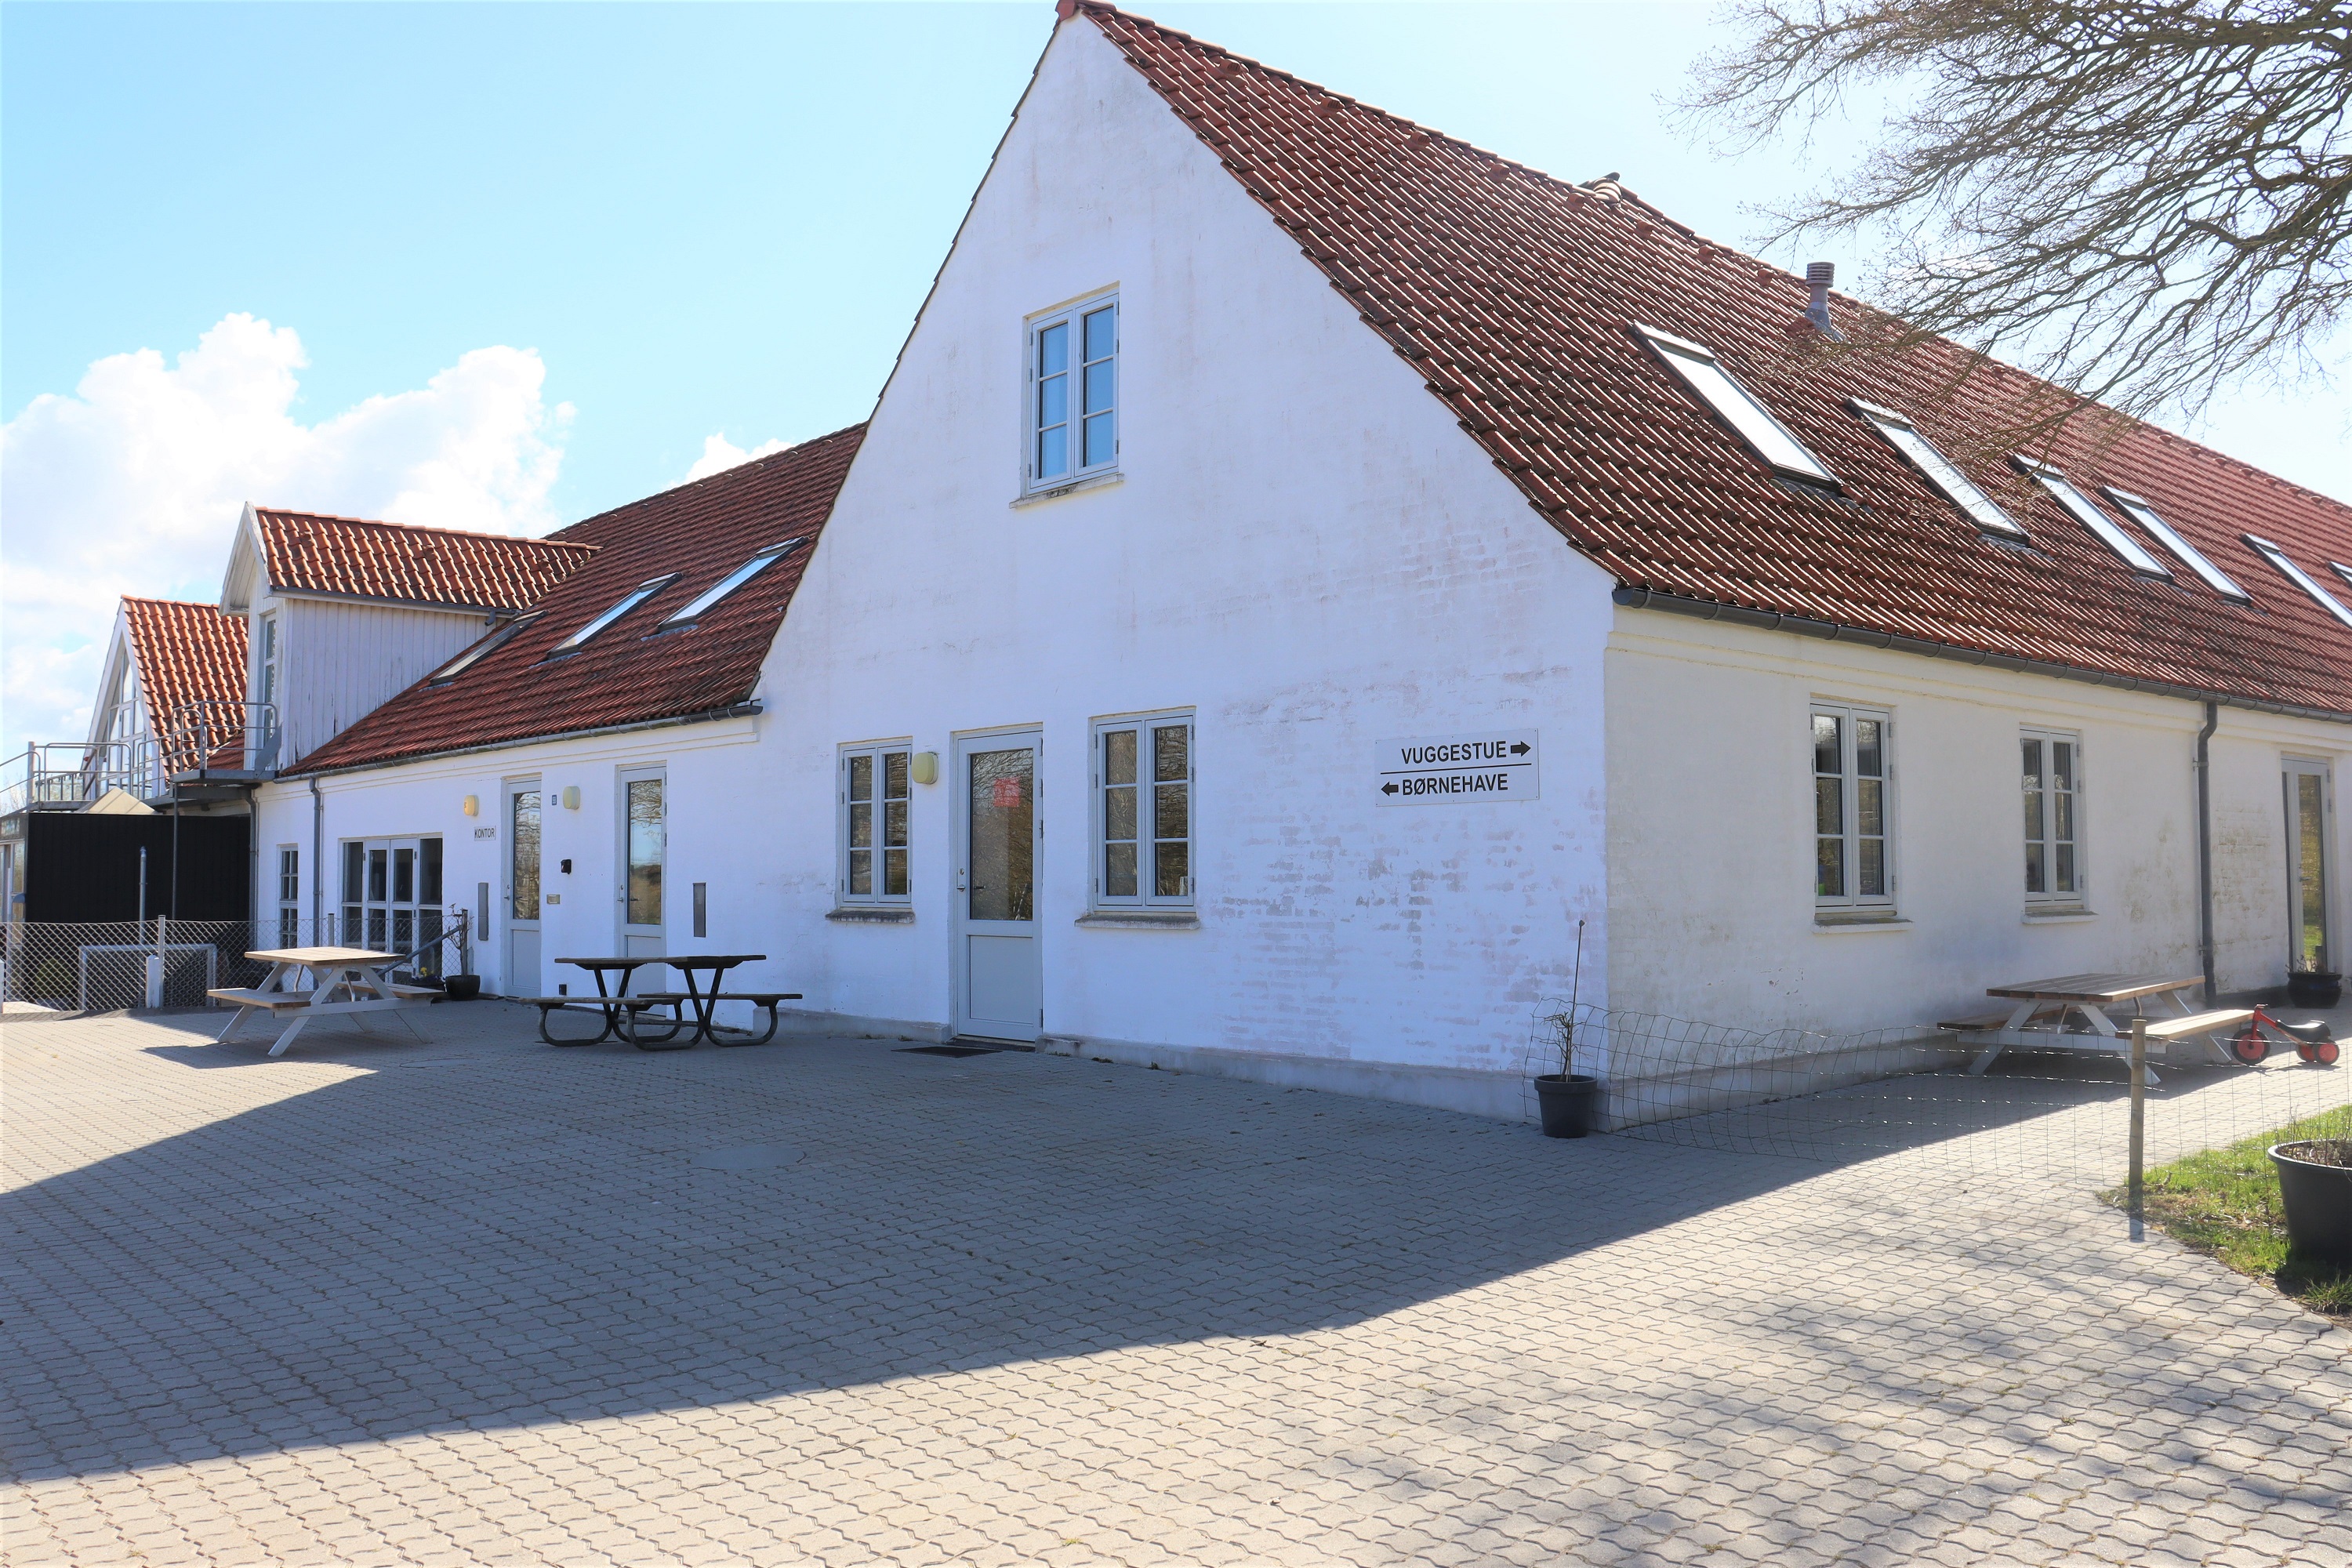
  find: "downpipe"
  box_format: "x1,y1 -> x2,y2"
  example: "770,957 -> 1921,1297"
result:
310,775 -> 325,940
2194,701 -> 2218,1005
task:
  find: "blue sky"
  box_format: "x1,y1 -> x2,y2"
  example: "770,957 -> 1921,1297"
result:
5,2 -> 2346,753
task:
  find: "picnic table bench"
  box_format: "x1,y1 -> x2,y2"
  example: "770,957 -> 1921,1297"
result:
209,947 -> 437,1057
1939,971 -> 2225,1083
528,954 -> 799,1047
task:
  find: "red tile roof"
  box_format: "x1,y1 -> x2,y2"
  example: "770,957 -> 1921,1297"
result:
1076,3 -> 2352,717
286,426 -> 866,773
253,509 -> 596,613
121,597 -> 249,771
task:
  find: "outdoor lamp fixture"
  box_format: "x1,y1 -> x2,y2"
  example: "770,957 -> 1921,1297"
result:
561,786 -> 581,809
462,795 -> 479,817
911,751 -> 939,786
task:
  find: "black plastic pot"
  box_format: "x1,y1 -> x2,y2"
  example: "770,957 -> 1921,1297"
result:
2269,1141 -> 2352,1264
442,975 -> 482,1001
2285,971 -> 2343,1008
1534,1073 -> 1600,1139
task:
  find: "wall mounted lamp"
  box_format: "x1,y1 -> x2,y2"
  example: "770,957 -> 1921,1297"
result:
462,794 -> 479,817
561,786 -> 581,810
910,751 -> 939,786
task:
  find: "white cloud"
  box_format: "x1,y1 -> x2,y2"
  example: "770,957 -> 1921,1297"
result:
1,313 -> 571,753
685,432 -> 789,482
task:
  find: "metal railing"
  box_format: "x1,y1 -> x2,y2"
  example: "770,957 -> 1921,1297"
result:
159,700 -> 278,776
0,739 -> 159,815
2,909 -> 475,1013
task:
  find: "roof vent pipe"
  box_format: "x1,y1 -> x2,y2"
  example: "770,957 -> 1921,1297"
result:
1804,262 -> 1842,339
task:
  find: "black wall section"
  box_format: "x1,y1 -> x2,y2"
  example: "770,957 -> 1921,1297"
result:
24,813 -> 251,922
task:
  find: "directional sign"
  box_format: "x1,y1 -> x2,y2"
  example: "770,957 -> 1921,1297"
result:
1374,728 -> 1539,807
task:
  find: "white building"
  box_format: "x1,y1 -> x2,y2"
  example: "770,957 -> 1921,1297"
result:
220,2 -> 2345,1120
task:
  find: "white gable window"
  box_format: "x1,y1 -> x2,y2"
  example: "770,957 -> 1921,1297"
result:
1848,400 -> 2024,538
2020,729 -> 2084,907
2102,488 -> 2249,601
839,742 -> 912,903
256,613 -> 280,709
659,539 -> 806,631
2245,535 -> 2352,628
2014,462 -> 2169,576
1813,703 -> 1893,913
430,612 -> 540,684
1028,296 -> 1118,490
549,575 -> 679,657
1094,711 -> 1192,908
1635,324 -> 1839,487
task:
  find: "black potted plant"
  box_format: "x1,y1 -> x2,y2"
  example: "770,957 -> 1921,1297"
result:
2268,1137 -> 2352,1263
443,974 -> 482,1001
1536,920 -> 1600,1138
2286,957 -> 2343,1010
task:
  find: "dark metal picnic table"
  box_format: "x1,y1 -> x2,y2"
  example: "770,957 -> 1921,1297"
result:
547,954 -> 771,1049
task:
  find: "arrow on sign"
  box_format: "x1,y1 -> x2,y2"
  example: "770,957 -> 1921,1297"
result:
1381,782 -> 1399,795
1509,742 -> 1531,755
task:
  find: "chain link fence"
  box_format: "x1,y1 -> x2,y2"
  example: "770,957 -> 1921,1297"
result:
1523,997 -> 2352,1184
2,915 -> 474,1015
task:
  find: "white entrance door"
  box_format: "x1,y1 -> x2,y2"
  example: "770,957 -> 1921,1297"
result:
506,781 -> 542,996
620,768 -> 668,989
347,837 -> 444,976
2285,759 -> 2334,972
954,732 -> 1043,1041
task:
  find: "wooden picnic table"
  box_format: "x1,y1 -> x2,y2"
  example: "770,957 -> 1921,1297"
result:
209,946 -> 437,1058
540,954 -> 795,1049
1940,971 -> 2216,1083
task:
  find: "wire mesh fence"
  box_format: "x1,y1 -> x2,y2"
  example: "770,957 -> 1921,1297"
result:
1,915 -> 474,1015
1523,997 -> 2352,1185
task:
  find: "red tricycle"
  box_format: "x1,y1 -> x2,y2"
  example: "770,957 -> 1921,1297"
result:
2227,1004 -> 2341,1066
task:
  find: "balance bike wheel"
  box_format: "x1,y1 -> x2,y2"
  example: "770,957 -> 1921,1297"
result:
2317,1037 -> 2342,1066
2298,1040 -> 2318,1062
2231,1028 -> 2270,1065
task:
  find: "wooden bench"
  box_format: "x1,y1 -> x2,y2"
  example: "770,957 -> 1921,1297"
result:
207,986 -> 311,1016
2139,1007 -> 2256,1042
1936,1004 -> 2062,1033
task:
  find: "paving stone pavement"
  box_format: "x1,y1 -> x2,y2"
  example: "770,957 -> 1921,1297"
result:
3,1003 -> 2347,1566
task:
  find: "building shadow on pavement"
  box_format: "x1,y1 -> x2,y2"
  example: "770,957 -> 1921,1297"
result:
1,1007 -> 2292,1485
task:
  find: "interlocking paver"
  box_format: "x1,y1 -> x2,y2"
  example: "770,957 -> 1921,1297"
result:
4,1004 -> 2347,1566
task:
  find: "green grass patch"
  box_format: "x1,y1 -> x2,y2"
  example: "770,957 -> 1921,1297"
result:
2107,1105 -> 2352,1315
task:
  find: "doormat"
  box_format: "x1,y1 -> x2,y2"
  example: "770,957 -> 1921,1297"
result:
898,1044 -> 1010,1058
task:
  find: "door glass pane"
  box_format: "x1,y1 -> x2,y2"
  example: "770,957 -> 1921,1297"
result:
418,909 -> 442,978
419,838 -> 442,904
393,847 -> 415,903
393,908 -> 413,954
1812,713 -> 1841,778
367,908 -> 387,951
969,748 -> 1035,922
627,779 -> 664,927
511,791 -> 540,921
2296,771 -> 2328,967
368,849 -> 387,902
344,841 -> 364,902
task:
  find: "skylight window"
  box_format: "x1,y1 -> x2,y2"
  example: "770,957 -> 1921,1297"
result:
2245,535 -> 2352,628
1847,399 -> 2024,538
656,538 -> 806,631
2013,461 -> 2170,576
1634,324 -> 1840,487
550,575 -> 679,657
429,612 -> 540,684
2333,561 -> 2352,595
2103,488 -> 2249,602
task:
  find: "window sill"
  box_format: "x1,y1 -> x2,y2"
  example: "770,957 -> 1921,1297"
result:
1011,470 -> 1123,509
1076,909 -> 1200,930
2023,906 -> 2098,924
1812,912 -> 1911,932
826,906 -> 914,924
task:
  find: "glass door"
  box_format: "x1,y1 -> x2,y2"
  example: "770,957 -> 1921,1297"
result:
619,768 -> 667,989
506,782 -> 542,997
343,837 -> 443,974
2285,760 -> 2333,972
954,732 -> 1043,1041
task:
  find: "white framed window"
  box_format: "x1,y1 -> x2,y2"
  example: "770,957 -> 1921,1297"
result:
1635,324 -> 1840,487
839,742 -> 912,903
1027,295 -> 1118,490
1093,711 -> 1192,908
1848,400 -> 2023,538
256,613 -> 280,708
277,845 -> 300,947
1812,703 -> 1893,911
2020,729 -> 2084,906
2245,535 -> 2352,628
2013,461 -> 2169,576
2103,488 -> 2249,601
659,539 -> 807,631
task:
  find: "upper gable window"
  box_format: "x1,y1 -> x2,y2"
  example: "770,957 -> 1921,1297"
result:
1029,296 -> 1118,491
658,538 -> 806,632
1848,399 -> 2024,538
430,612 -> 540,684
1635,324 -> 1838,487
2245,535 -> 2352,628
550,575 -> 678,658
2097,488 -> 2248,601
2014,461 -> 2170,576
